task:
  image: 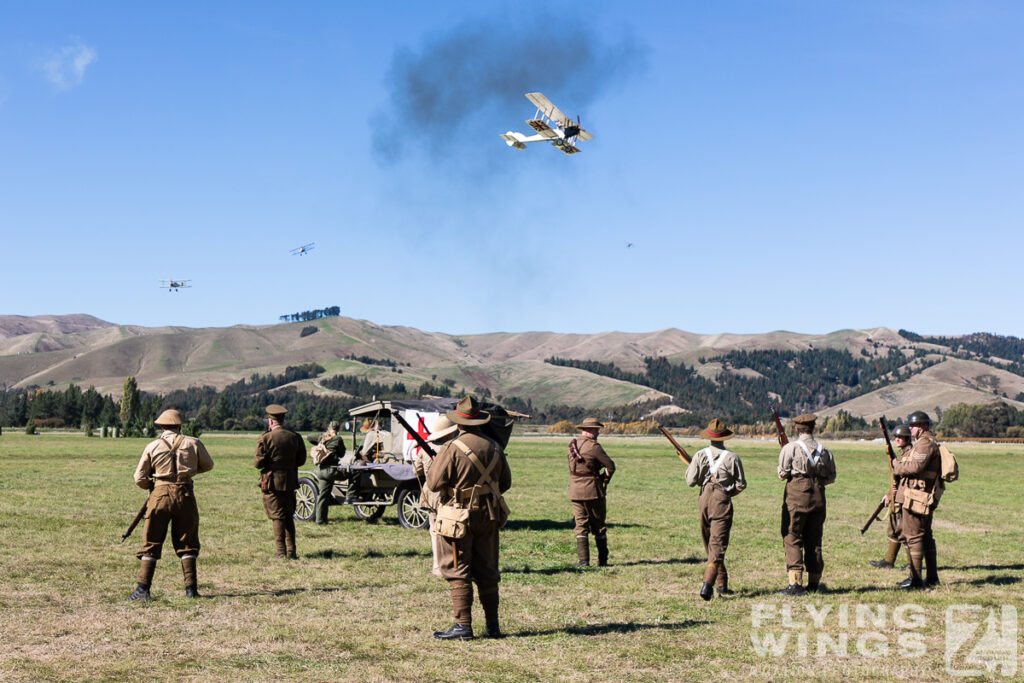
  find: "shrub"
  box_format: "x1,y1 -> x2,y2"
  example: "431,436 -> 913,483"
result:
182,419 -> 203,438
547,420 -> 575,434
25,423 -> 36,435
300,326 -> 318,338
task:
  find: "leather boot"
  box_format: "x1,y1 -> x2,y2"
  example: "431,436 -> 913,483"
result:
924,536 -> 940,587
574,535 -> 589,567
871,541 -> 901,568
284,519 -> 297,559
900,551 -> 925,589
806,573 -> 824,592
433,623 -> 473,640
272,520 -> 287,558
478,583 -> 502,638
778,569 -> 806,596
716,563 -> 733,596
181,555 -> 199,598
434,580 -> 475,640
130,557 -> 156,601
595,534 -> 608,567
699,582 -> 713,601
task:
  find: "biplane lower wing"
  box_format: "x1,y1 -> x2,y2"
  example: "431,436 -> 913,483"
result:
526,119 -> 559,139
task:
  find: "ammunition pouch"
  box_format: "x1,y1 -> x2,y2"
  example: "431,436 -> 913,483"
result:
902,487 -> 933,515
434,491 -> 471,540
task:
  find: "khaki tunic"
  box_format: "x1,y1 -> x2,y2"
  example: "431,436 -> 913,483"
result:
893,431 -> 942,551
778,434 -> 835,575
254,426 -> 307,520
568,437 -> 615,500
133,430 -> 214,560
426,431 -> 511,584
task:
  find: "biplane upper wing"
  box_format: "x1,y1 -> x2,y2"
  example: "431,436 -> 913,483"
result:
577,129 -> 594,141
525,92 -> 571,128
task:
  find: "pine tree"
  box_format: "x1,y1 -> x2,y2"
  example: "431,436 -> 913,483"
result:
120,376 -> 140,431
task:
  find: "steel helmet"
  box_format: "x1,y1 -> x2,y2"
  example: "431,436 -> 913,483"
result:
907,410 -> 931,426
892,424 -> 912,439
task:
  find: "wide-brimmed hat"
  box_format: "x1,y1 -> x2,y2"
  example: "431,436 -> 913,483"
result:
446,396 -> 490,426
265,404 -> 288,418
576,417 -> 604,431
793,413 -> 817,427
155,409 -> 183,427
701,418 -> 734,441
427,415 -> 458,442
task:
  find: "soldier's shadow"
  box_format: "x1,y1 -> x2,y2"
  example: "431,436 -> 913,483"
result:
942,563 -> 1024,571
214,586 -> 346,598
511,619 -> 707,638
738,584 -> 896,598
502,519 -> 650,531
960,575 -> 1021,587
306,548 -> 431,559
503,557 -> 702,575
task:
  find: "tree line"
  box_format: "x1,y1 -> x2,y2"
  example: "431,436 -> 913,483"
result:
278,306 -> 341,323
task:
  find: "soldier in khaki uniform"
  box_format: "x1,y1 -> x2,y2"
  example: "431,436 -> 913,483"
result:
129,409 -> 214,601
254,404 -> 307,559
777,413 -> 836,595
417,414 -> 459,576
869,424 -> 912,570
426,396 -> 511,641
685,418 -> 747,600
568,417 -> 616,567
893,411 -> 942,589
308,420 -> 347,525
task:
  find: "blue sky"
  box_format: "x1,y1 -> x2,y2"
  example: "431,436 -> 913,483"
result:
2,2 -> 1021,336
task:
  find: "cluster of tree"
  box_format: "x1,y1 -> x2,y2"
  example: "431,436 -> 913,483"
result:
939,401 -> 1024,438
546,348 -> 917,423
345,354 -> 412,368
277,306 -> 340,323
899,330 -> 1024,377
299,326 -> 318,338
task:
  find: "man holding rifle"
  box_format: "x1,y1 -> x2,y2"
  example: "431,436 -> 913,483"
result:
777,413 -> 836,595
892,411 -> 943,589
685,418 -> 747,600
568,417 -> 616,567
128,409 -> 214,601
869,423 -> 912,570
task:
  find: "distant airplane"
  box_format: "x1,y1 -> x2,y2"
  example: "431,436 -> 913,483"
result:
291,243 -> 315,256
159,279 -> 191,292
500,92 -> 594,155
626,242 -> 634,249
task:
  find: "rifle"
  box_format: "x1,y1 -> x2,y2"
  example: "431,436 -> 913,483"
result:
121,499 -> 148,542
862,417 -> 898,535
657,425 -> 691,465
771,409 -> 789,447
860,495 -> 887,534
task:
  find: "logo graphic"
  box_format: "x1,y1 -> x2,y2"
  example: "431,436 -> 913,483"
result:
945,605 -> 1018,677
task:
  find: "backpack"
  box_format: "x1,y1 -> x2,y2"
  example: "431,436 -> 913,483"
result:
311,442 -> 330,466
938,444 -> 959,482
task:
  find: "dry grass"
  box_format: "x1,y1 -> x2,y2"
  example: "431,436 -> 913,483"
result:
1,433 -> 1022,681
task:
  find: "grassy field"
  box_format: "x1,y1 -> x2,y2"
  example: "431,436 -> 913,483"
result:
1,432 -> 1022,681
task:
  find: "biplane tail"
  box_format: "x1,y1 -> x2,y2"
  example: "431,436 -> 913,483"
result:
500,132 -> 528,150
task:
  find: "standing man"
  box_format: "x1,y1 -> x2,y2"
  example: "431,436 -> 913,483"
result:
685,418 -> 747,600
129,409 -> 213,601
417,414 -> 459,576
309,420 -> 347,525
893,411 -> 942,589
426,396 -> 511,640
254,404 -> 306,559
568,417 -> 616,567
777,413 -> 836,595
869,424 -> 912,570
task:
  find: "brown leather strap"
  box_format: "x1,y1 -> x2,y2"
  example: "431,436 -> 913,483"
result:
158,434 -> 185,480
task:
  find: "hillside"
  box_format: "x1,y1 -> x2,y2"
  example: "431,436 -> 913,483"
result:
2,314 -> 1022,418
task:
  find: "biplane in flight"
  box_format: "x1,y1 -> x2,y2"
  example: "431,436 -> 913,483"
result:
500,92 -> 594,155
159,279 -> 191,292
291,242 -> 315,256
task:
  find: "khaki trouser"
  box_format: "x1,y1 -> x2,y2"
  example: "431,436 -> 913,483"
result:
900,508 -> 933,556
437,508 -> 500,583
262,490 -> 296,521
887,501 -> 903,544
313,466 -> 340,523
781,477 -> 826,575
136,483 -> 200,560
700,483 -> 733,565
571,498 -> 607,536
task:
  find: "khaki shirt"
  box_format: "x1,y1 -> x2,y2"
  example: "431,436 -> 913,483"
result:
686,445 -> 747,496
426,431 -> 511,519
568,436 -> 616,500
254,425 -> 307,491
777,433 -> 836,485
893,430 -> 941,493
134,430 -> 213,489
